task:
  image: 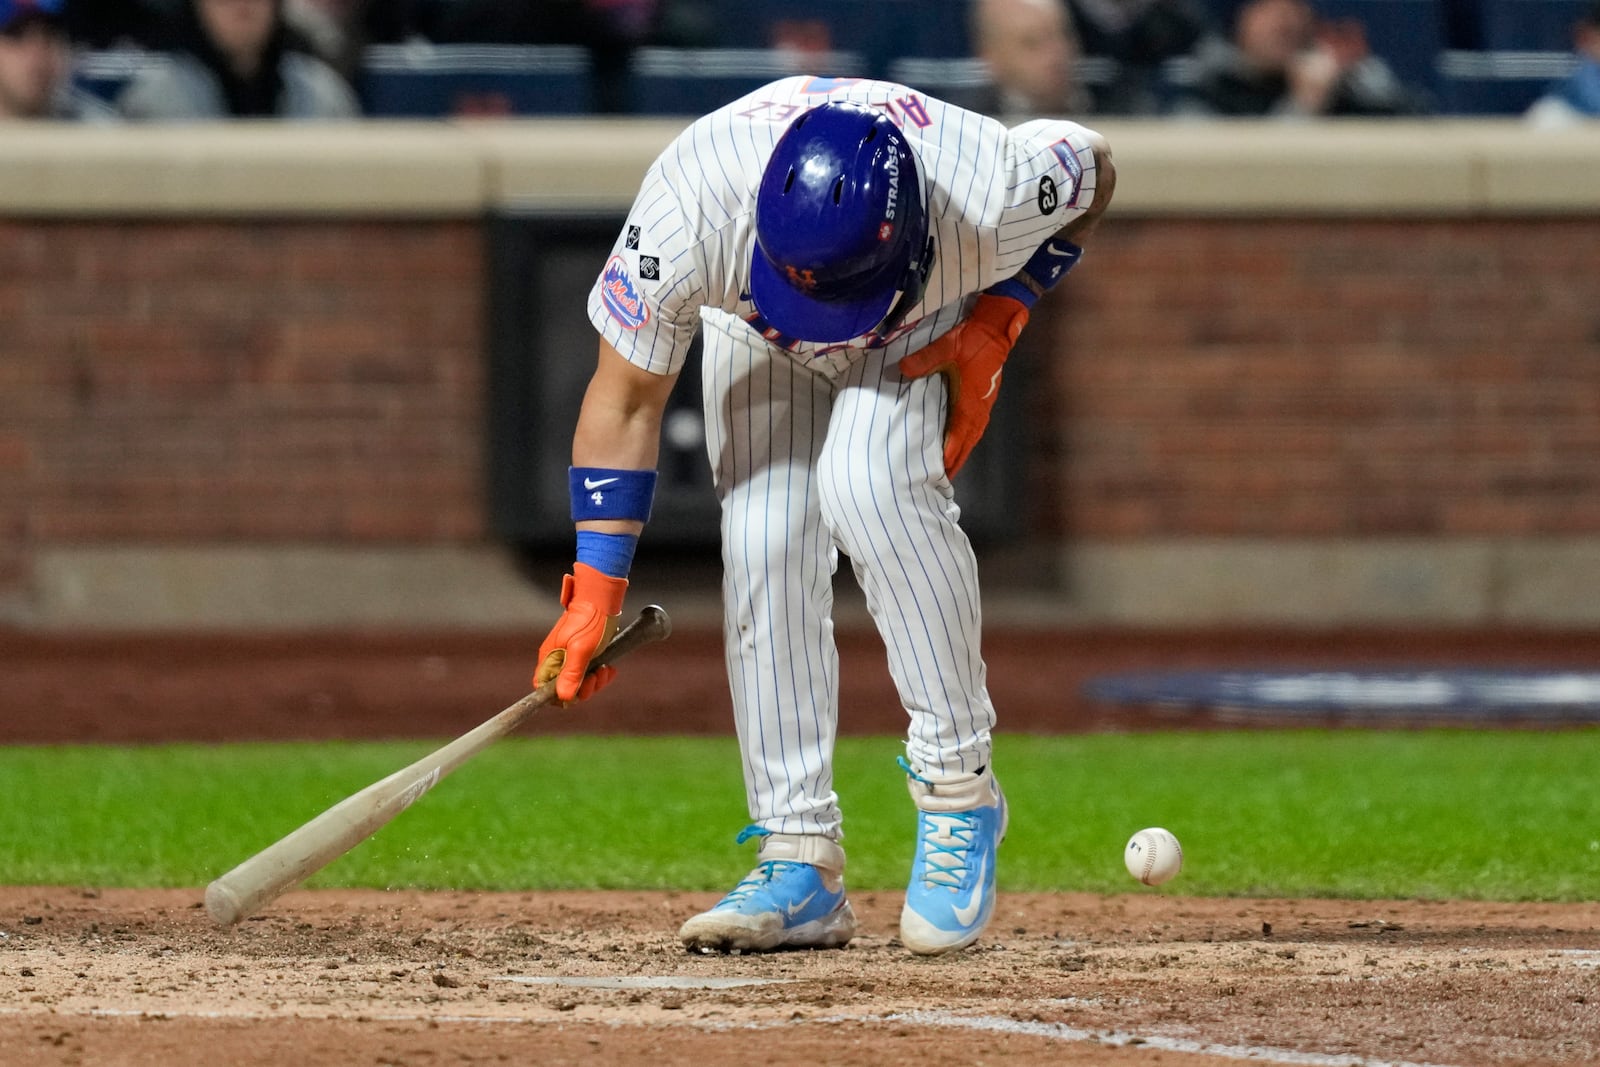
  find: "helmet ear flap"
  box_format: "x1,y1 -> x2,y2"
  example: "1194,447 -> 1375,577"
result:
873,234 -> 936,339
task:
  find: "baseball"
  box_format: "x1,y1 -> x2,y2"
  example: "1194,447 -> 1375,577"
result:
1124,827 -> 1183,886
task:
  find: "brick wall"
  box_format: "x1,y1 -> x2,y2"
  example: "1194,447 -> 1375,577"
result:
1045,217 -> 1600,539
0,220 -> 485,587
3,215 -> 1599,608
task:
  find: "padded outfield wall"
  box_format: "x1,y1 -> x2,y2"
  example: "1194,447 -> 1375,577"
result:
1,121 -> 1597,629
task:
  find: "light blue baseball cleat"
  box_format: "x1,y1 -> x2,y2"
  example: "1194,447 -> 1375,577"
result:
898,756 -> 1009,955
679,827 -> 856,953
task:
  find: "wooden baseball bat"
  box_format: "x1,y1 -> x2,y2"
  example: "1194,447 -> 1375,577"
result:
204,604 -> 671,926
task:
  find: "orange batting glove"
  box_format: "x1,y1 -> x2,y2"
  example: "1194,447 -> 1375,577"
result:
897,293 -> 1029,478
535,562 -> 628,703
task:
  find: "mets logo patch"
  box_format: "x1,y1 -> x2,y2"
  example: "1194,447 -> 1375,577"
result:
601,255 -> 650,330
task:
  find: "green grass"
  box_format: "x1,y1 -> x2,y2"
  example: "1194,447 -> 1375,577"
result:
2,732 -> 1596,900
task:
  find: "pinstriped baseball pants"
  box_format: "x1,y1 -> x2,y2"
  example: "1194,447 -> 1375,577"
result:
699,309 -> 997,842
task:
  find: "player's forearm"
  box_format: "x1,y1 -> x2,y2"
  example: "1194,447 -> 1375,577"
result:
571,405 -> 661,537
572,400 -> 665,482
570,340 -> 679,536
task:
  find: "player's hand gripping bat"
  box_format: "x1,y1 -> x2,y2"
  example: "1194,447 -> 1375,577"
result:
204,604 -> 672,926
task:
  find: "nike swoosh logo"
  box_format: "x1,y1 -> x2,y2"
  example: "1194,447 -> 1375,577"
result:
784,891 -> 817,918
951,854 -> 988,927
1045,245 -> 1076,256
979,367 -> 1002,400
583,477 -> 619,490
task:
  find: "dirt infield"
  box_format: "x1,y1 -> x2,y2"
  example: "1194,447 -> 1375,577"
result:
3,887 -> 1598,1066
4,623 -> 1598,1064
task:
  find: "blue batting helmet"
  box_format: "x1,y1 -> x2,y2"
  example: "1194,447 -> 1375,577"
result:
750,102 -> 933,344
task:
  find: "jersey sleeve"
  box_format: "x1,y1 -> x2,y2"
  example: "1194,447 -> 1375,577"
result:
585,158 -> 711,377
988,119 -> 1101,281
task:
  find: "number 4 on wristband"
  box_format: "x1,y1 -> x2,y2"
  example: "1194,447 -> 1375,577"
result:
569,467 -> 657,524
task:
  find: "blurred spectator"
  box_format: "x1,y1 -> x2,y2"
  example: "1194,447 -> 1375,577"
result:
433,0 -> 658,113
971,0 -> 1092,118
1176,0 -> 1428,116
1068,0 -> 1217,113
1525,0 -> 1600,127
278,0 -> 445,82
285,0 -> 349,70
0,0 -> 114,119
117,0 -> 359,119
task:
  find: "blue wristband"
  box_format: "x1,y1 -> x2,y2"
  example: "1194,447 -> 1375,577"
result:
575,530 -> 638,578
570,467 -> 657,523
985,238 -> 1083,309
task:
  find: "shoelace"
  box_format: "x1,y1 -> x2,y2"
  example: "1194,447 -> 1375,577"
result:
721,825 -> 787,904
916,812 -> 978,889
898,757 -> 980,890
722,860 -> 789,904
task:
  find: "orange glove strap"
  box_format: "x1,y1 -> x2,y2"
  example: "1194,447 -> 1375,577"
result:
561,562 -> 629,617
964,292 -> 1030,343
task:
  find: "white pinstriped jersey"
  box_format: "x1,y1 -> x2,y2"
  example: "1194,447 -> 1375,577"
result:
586,75 -> 1099,373
581,75 -> 1105,848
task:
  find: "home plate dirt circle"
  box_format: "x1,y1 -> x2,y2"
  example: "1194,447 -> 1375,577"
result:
3,887 -> 1597,1066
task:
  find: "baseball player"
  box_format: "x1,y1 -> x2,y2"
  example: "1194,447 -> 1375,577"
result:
535,75 -> 1114,955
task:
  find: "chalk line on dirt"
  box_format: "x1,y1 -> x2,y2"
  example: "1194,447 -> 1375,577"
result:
493,975 -> 794,989
1,1001 -> 1466,1067
1554,950 -> 1600,968
881,1011 -> 1467,1067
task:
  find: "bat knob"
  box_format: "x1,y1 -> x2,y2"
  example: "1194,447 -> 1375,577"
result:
642,604 -> 672,639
